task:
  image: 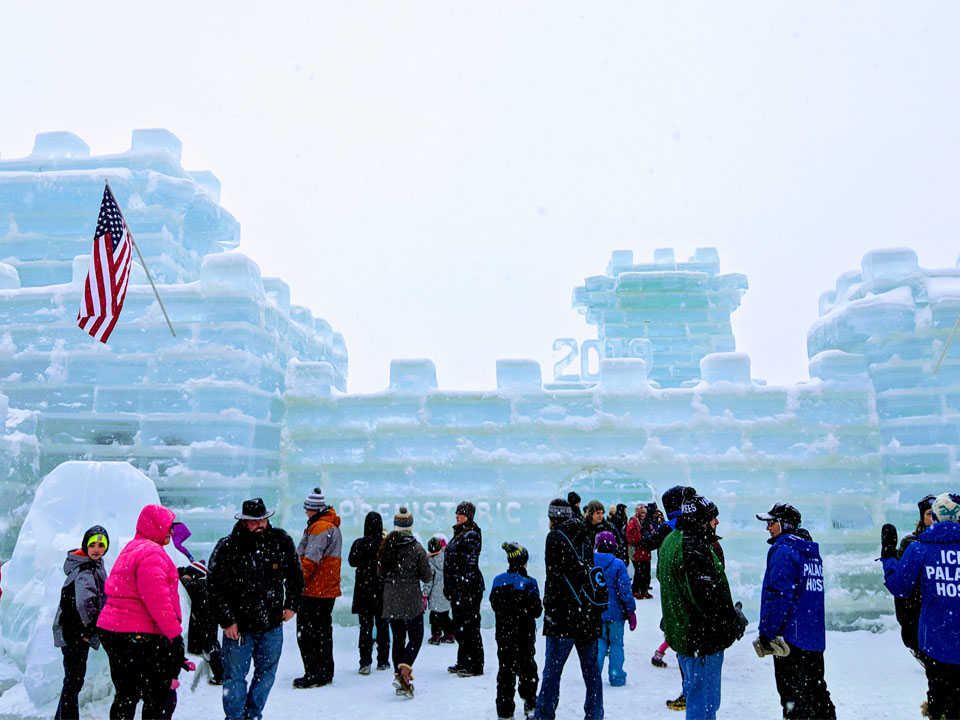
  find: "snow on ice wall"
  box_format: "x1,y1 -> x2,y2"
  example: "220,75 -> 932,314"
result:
0,131 -> 347,557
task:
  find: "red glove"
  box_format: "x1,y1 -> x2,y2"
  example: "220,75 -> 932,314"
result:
628,613 -> 637,632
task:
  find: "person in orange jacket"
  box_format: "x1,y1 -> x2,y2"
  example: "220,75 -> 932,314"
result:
294,487 -> 342,688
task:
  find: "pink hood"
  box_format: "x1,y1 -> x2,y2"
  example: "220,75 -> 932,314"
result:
96,505 -> 182,639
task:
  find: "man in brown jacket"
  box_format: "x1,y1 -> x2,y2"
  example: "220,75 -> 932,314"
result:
294,487 -> 342,688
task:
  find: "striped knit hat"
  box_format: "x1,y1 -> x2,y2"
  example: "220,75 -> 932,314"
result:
303,488 -> 326,512
394,506 -> 414,533
502,541 -> 528,569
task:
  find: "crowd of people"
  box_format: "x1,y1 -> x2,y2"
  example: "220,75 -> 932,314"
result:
46,485 -> 960,720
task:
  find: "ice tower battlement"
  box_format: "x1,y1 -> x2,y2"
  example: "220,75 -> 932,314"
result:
571,248 -> 748,388
0,130 -> 347,554
0,129 -> 238,286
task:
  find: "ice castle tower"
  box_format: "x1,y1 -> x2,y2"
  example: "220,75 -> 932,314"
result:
0,130 -> 347,555
572,247 -> 748,387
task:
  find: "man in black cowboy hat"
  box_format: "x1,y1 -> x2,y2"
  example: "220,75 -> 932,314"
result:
208,498 -> 303,720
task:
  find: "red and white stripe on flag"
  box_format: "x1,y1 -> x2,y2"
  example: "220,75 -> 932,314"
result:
77,185 -> 133,343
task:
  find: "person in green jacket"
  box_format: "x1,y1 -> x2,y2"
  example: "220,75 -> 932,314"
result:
658,491 -> 741,720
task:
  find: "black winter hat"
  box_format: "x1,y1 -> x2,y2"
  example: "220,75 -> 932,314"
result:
81,525 -> 110,555
662,485 -> 695,517
681,494 -> 719,524
456,501 -> 476,521
567,491 -> 582,507
502,541 -> 529,569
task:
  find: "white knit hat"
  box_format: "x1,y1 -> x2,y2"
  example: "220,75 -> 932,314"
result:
931,493 -> 960,523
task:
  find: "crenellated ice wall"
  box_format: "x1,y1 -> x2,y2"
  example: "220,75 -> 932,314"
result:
0,131 -> 347,556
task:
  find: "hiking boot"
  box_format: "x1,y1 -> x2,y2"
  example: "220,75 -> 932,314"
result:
292,676 -> 329,689
358,665 -> 371,675
447,664 -> 461,674
666,694 -> 686,711
457,668 -> 483,678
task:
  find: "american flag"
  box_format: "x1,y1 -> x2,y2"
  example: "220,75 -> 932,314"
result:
77,184 -> 133,343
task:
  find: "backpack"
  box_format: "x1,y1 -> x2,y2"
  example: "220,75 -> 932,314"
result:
556,530 -> 609,609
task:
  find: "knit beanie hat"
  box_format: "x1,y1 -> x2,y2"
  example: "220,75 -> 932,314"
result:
394,506 -> 414,533
427,536 -> 446,553
81,525 -> 110,555
304,487 -> 326,512
662,485 -> 695,518
567,491 -> 581,508
584,499 -> 606,518
456,501 -> 476,521
548,498 -> 573,520
502,541 -> 529,569
682,493 -> 719,524
595,530 -> 617,553
931,493 -> 960,523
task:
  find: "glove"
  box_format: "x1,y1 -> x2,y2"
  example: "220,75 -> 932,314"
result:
881,523 -> 898,560
734,601 -> 749,640
183,659 -> 196,672
169,635 -> 186,677
753,634 -> 791,658
628,613 -> 637,632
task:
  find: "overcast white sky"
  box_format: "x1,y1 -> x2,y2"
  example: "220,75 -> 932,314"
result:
2,2 -> 959,392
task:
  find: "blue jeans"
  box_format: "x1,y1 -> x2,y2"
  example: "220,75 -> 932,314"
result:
221,626 -> 283,720
678,651 -> 724,720
534,636 -> 603,720
596,621 -> 626,686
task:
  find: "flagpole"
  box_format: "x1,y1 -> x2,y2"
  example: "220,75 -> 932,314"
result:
934,316 -> 960,375
104,180 -> 175,338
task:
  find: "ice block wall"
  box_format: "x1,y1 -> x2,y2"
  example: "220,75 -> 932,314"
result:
0,391 -> 40,554
808,248 -> 960,530
0,131 -> 347,556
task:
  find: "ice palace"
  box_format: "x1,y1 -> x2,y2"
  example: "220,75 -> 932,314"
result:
0,130 -> 956,712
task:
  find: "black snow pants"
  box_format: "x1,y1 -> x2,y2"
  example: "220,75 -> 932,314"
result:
495,642 -> 539,719
55,643 -> 90,719
922,652 -> 960,720
297,597 -> 335,683
773,646 -> 836,720
631,559 -> 650,595
358,610 -> 391,668
100,629 -> 176,720
451,596 -> 484,674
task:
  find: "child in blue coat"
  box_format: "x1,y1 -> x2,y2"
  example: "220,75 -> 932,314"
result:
593,530 -> 636,686
490,542 -> 542,720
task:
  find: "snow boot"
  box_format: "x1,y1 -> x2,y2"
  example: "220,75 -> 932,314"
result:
428,635 -> 442,645
377,662 -> 391,671
359,664 -> 371,675
523,699 -> 536,719
393,663 -> 415,698
651,650 -> 667,668
292,675 -> 329,689
457,668 -> 483,678
447,664 -> 461,674
666,694 -> 686,711
441,634 -> 456,644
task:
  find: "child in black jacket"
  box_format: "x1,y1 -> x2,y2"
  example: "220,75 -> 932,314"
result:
52,525 -> 109,720
490,542 -> 542,720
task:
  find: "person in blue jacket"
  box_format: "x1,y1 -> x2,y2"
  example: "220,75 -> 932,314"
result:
882,492 -> 960,720
756,502 -> 836,720
593,531 -> 636,687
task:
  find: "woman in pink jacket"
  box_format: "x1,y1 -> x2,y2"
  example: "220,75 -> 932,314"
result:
97,504 -> 184,719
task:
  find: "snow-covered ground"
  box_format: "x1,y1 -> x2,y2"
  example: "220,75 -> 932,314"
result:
0,584 -> 926,720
